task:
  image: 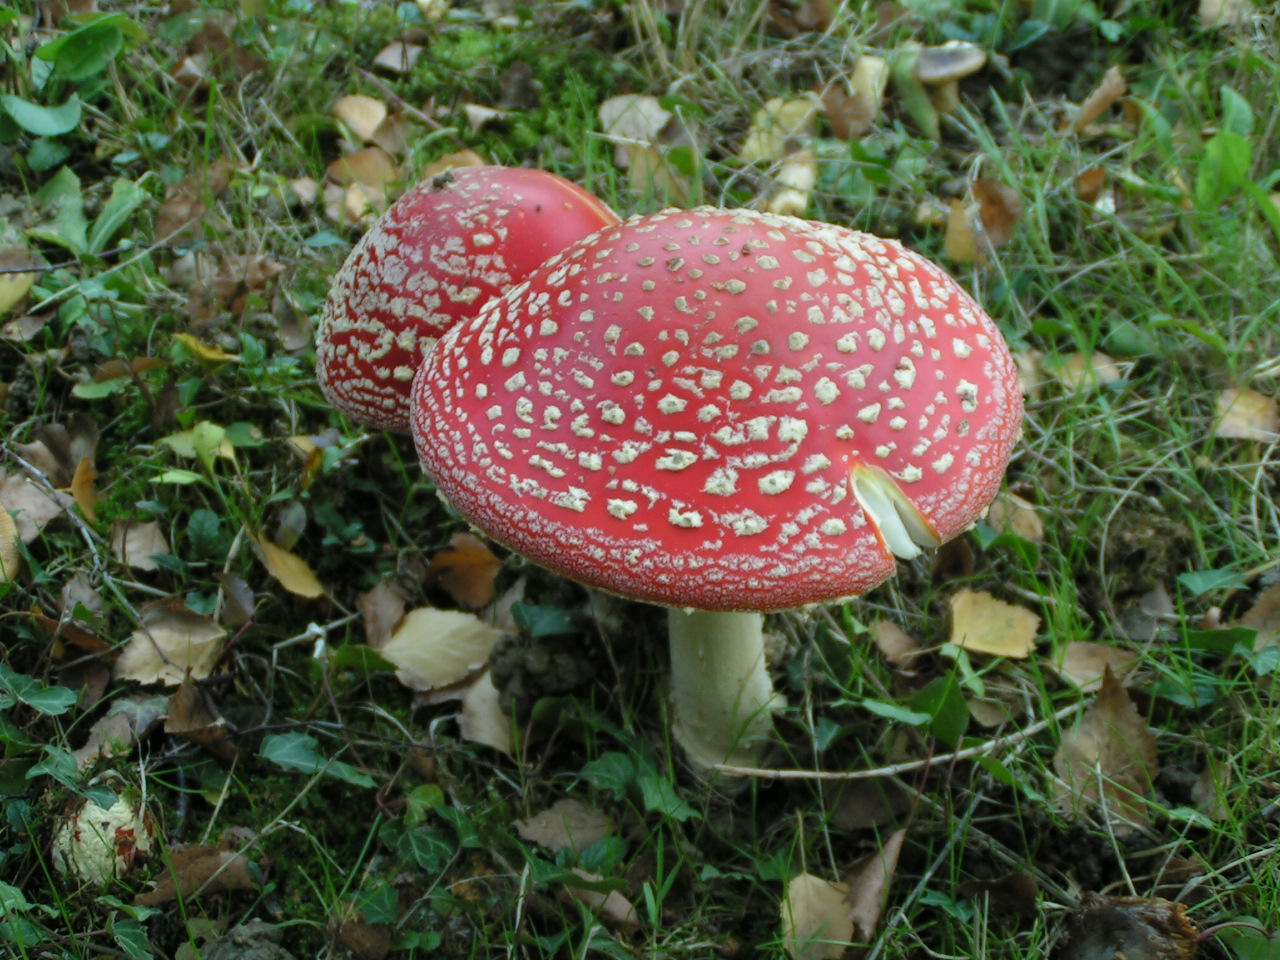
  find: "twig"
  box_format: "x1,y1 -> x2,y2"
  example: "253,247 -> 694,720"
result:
713,701 -> 1085,780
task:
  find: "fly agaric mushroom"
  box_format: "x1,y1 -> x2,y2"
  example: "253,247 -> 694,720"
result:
410,207 -> 1022,769
316,166 -> 618,431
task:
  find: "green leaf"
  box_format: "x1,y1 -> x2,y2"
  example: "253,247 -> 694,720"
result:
88,179 -> 146,254
1195,131 -> 1253,210
30,166 -> 88,256
0,94 -> 81,137
909,673 -> 970,748
41,19 -> 125,82
393,824 -> 455,872
72,377 -> 130,399
1220,922 -> 1279,960
154,469 -> 203,485
637,773 -> 699,822
26,745 -> 79,788
259,732 -> 375,788
1178,568 -> 1247,596
579,751 -> 635,797
27,137 -> 71,172
404,783 -> 444,827
860,698 -> 933,726
511,603 -> 576,638
111,917 -> 153,960
186,509 -> 222,556
0,665 -> 78,715
1219,85 -> 1254,137
1183,627 -> 1256,655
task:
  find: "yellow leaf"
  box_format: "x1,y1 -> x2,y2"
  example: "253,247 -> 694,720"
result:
0,247 -> 38,316
254,537 -> 325,598
1214,388 -> 1279,441
943,199 -> 982,264
173,333 -> 240,363
948,589 -> 1039,658
70,457 -> 98,524
333,94 -> 387,143
0,508 -> 21,582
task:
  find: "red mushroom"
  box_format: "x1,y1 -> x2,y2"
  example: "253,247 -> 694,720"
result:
410,207 -> 1022,768
316,166 -> 619,431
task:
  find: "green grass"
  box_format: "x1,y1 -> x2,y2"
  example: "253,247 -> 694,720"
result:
2,0 -> 1279,957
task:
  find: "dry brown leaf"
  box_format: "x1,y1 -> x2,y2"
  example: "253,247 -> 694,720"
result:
372,41 -> 423,74
741,96 -> 820,164
135,840 -> 256,906
1076,167 -> 1107,202
1055,643 -> 1138,692
459,669 -> 512,756
515,799 -> 615,854
219,572 -> 255,628
973,178 -> 1023,247
115,603 -> 227,686
71,694 -> 167,769
326,147 -> 400,189
428,533 -> 502,609
943,199 -> 982,265
598,94 -> 672,167
0,508 -> 20,583
155,161 -> 233,240
166,673 -> 238,761
70,457 -> 97,524
333,94 -> 388,143
985,492 -> 1044,542
1237,583 -> 1280,651
765,150 -> 818,217
1053,669 -> 1157,832
949,590 -> 1039,658
357,580 -> 407,648
253,537 -> 324,599
379,608 -> 501,692
869,620 -> 922,668
110,521 -> 171,573
563,869 -> 640,932
1047,351 -> 1125,391
822,57 -> 888,141
1068,65 -> 1127,134
0,473 -> 69,544
781,873 -> 854,960
336,919 -> 392,960
847,827 -> 906,940
1214,388 -> 1279,441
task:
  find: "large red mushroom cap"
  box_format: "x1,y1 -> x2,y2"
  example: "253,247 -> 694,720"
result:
412,207 -> 1022,611
316,166 -> 619,431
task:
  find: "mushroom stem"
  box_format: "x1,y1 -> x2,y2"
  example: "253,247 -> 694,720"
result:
667,609 -> 778,770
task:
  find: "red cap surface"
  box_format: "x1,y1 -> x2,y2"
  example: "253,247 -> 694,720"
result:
316,166 -> 618,430
412,208 -> 1022,611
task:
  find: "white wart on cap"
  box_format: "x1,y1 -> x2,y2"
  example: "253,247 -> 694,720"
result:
411,207 -> 1022,611
316,166 -> 618,431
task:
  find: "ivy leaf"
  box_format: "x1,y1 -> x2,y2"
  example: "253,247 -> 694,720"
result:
259,732 -> 374,788
0,665 -> 78,716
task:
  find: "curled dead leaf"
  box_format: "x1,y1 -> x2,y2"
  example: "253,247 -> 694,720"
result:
562,869 -> 640,932
0,473 -> 70,544
1067,65 -> 1127,134
1237,582 -> 1280,651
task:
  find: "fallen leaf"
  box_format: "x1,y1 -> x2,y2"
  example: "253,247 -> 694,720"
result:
1237,583 -> 1280,651
1053,669 -> 1158,832
626,145 -> 691,203
459,669 -> 512,756
0,508 -> 20,582
379,608 -> 501,692
1076,167 -> 1107,203
781,873 -> 854,959
1067,65 -> 1127,134
869,620 -> 922,668
357,580 -> 407,647
370,112 -> 413,156
333,94 -> 388,143
943,199 -> 982,265
949,590 -> 1039,658
61,571 -> 103,623
740,96 -> 820,164
218,572 -> 255,628
114,603 -> 227,686
985,492 -> 1044,542
326,147 -> 400,189
1199,0 -> 1253,28
515,799 -> 615,853
70,457 -> 98,524
830,780 -> 909,831
1058,894 -> 1197,960
173,332 -> 240,363
0,247 -> 39,315
420,149 -> 487,180
135,837 -> 256,907
1214,388 -> 1279,441
72,694 -> 168,768
0,473 -> 69,543
563,868 -> 640,932
847,828 -> 906,940
253,537 -> 325,599
372,41 -> 423,74
166,673 -> 238,762
973,178 -> 1023,248
967,697 -> 1012,727
290,177 -> 319,205
462,103 -> 507,132
428,532 -> 502,609
1055,643 -> 1138,692
765,149 -> 818,217
598,94 -> 672,167
821,56 -> 890,141
110,521 -> 171,572
1046,351 -> 1125,391
155,161 -> 233,240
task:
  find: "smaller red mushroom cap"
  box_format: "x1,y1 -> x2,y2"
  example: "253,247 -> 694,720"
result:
316,166 -> 619,431
412,208 -> 1022,611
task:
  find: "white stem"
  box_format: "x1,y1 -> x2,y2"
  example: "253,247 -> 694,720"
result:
667,609 -> 778,770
